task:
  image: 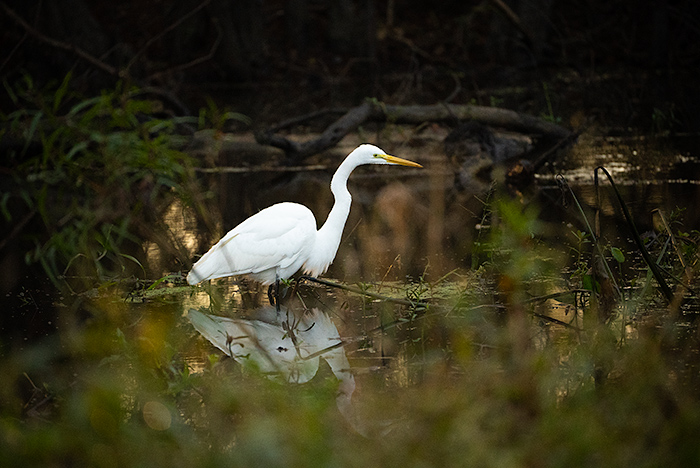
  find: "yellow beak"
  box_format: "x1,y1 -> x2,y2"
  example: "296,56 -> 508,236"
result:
380,154 -> 423,168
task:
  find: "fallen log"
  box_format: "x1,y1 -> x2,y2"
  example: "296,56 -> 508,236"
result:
377,104 -> 570,139
257,100 -> 572,163
258,102 -> 374,160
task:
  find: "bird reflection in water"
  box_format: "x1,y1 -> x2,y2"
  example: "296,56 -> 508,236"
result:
188,306 -> 360,430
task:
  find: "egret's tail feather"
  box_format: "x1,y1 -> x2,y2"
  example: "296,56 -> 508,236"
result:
186,245 -> 241,285
186,270 -> 201,285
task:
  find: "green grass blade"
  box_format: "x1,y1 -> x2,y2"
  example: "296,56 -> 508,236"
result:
594,166 -> 673,302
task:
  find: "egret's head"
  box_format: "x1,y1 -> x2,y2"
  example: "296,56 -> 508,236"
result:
353,144 -> 423,168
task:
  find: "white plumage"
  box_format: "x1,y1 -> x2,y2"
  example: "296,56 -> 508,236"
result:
186,144 -> 422,286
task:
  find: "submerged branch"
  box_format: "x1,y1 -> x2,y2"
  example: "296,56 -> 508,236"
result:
303,276 -> 585,333
532,312 -> 583,332
301,276 -> 429,309
526,289 -> 592,304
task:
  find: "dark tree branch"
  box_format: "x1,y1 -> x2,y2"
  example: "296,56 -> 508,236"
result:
127,0 -> 214,77
268,108 -> 349,134
488,0 -> 536,51
0,18 -> 28,73
0,2 -> 119,77
532,126 -> 584,172
257,101 -> 375,162
145,15 -> 222,82
0,208 -> 37,252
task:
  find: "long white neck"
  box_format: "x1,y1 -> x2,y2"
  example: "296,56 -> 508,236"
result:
303,147 -> 386,277
317,157 -> 355,249
302,152 -> 370,277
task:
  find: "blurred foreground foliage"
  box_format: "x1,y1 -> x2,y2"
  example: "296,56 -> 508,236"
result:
2,79 -> 700,467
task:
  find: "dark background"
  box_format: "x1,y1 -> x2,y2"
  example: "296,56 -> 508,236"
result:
2,0 -> 699,131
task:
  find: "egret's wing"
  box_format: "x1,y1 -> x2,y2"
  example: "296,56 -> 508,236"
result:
188,203 -> 317,285
188,309 -> 320,382
229,204 -> 316,273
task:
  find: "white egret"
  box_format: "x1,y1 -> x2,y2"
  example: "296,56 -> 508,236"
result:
186,144 -> 422,291
188,307 -> 352,386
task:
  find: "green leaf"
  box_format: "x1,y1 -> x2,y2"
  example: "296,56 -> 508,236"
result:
23,110 -> 44,156
53,71 -> 72,113
582,274 -> 600,293
222,111 -> 252,125
116,328 -> 127,347
66,141 -> 89,160
207,353 -> 221,368
0,192 -> 11,221
146,274 -> 182,291
611,246 -> 625,263
67,95 -> 103,118
3,79 -> 18,105
120,253 -> 146,275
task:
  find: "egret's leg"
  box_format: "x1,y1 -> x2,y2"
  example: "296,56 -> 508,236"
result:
267,284 -> 276,306
274,275 -> 281,314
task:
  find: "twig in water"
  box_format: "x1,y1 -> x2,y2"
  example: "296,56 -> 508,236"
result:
301,276 -> 429,309
557,174 -> 623,301
526,289 -> 591,304
653,208 -> 693,283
